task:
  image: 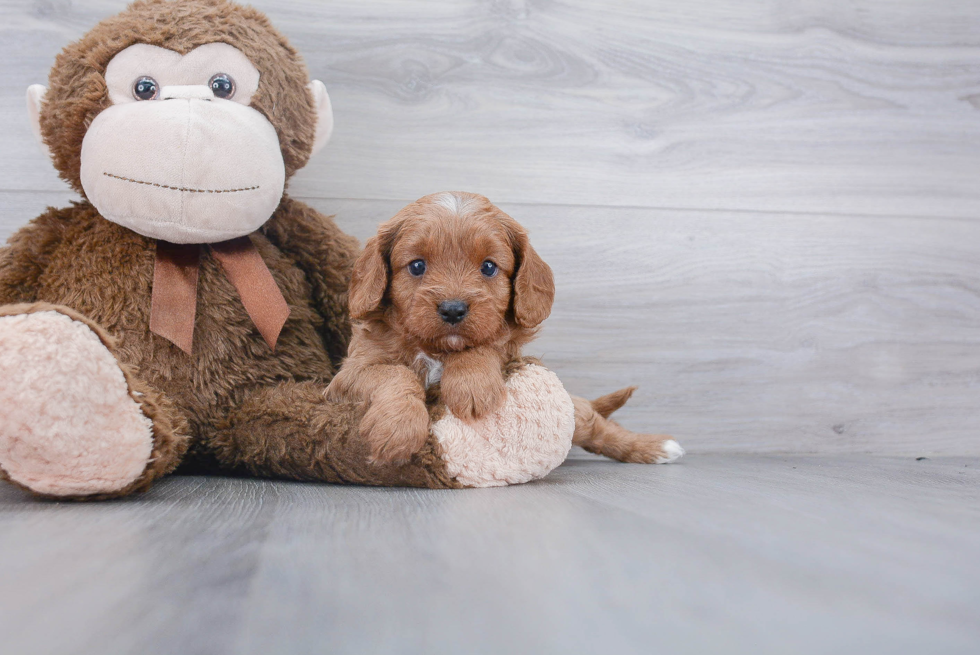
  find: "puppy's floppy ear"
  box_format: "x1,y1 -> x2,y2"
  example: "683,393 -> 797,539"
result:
349,234 -> 389,320
349,216 -> 407,319
508,221 -> 555,328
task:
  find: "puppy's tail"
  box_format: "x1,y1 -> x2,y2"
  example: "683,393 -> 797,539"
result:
573,387 -> 682,463
589,385 -> 636,418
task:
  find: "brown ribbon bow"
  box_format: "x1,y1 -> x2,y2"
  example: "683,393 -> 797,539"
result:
149,236 -> 290,355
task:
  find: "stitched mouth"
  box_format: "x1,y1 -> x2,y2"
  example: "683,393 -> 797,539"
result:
103,172 -> 259,194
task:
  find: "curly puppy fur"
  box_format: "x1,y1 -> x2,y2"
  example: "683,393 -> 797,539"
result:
328,192 -> 679,465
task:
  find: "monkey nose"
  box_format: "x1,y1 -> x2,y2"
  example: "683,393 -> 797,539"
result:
160,85 -> 214,101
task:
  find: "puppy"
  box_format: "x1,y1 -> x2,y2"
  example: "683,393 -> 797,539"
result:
327,192 -> 683,466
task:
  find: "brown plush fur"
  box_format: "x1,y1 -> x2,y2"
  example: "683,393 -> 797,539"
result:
0,0 -> 463,496
327,193 -> 678,465
0,198 -> 462,493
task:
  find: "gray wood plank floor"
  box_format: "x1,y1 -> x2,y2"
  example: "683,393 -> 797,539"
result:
1,454 -> 977,655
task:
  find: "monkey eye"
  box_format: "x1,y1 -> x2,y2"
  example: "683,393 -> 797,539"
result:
133,76 -> 158,101
481,260 -> 498,277
408,259 -> 426,277
208,73 -> 235,99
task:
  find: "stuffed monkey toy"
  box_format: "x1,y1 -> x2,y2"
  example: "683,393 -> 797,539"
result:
0,0 -> 681,500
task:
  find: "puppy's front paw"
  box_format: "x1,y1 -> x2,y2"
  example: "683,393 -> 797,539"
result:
442,372 -> 507,421
324,367 -> 354,403
360,396 -> 430,465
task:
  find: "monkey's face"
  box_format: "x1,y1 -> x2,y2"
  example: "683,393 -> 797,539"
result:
77,43 -> 286,244
29,31 -> 333,245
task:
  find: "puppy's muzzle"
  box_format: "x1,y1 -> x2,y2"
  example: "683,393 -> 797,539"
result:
438,300 -> 468,325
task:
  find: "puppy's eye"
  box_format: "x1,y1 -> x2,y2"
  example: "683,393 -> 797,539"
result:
133,76 -> 158,101
209,73 -> 235,99
408,259 -> 426,277
481,260 -> 498,277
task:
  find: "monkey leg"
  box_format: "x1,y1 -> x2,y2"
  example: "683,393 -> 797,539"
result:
0,303 -> 190,499
207,382 -> 462,489
572,387 -> 684,464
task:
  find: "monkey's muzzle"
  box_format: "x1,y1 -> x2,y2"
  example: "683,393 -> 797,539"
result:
79,94 -> 285,244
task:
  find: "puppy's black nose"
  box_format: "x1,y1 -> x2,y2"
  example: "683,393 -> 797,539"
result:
438,300 -> 469,325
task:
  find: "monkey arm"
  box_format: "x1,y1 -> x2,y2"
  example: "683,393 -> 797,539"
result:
260,197 -> 360,366
207,380 -> 459,487
0,206 -> 69,305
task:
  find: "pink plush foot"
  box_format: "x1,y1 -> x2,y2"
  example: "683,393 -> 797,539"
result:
0,311 -> 153,496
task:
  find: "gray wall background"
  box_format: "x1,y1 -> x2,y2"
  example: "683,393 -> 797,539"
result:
1,0 -> 978,454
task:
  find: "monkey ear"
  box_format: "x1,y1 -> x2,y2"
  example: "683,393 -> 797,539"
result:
307,80 -> 334,158
26,85 -> 49,156
511,226 -> 555,328
348,235 -> 389,320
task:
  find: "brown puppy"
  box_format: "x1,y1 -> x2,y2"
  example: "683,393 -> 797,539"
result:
327,192 -> 684,466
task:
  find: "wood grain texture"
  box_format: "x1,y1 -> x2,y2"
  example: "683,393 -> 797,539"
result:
1,455 -> 978,654
1,1 -> 980,217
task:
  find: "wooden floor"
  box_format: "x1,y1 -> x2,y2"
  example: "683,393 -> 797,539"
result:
1,453 -> 977,655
